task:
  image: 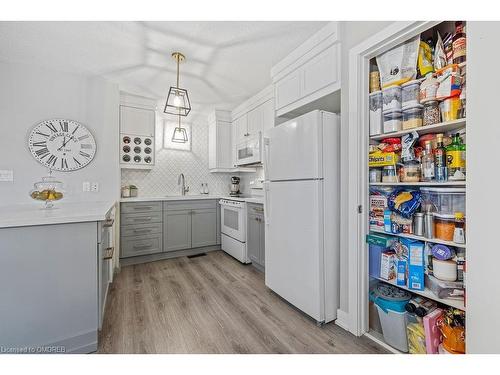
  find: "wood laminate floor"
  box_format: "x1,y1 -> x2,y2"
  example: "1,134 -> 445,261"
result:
98,251 -> 387,354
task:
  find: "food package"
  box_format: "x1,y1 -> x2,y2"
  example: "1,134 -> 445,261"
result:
376,35 -> 420,88
425,274 -> 464,300
369,187 -> 392,229
431,244 -> 455,261
380,250 -> 396,281
390,212 -> 413,234
369,151 -> 399,167
418,40 -> 434,77
408,240 -> 425,291
434,32 -> 447,71
387,189 -> 422,218
436,64 -> 462,100
401,131 -> 419,162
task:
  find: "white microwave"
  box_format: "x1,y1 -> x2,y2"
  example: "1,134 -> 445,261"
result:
235,133 -> 262,166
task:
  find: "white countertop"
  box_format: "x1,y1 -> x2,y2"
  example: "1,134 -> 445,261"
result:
0,201 -> 115,229
120,194 -> 264,205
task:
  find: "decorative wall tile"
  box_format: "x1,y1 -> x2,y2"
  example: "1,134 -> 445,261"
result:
121,116 -> 234,197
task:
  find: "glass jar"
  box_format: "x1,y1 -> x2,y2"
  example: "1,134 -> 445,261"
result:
382,165 -> 398,182
423,100 -> 440,126
30,171 -> 64,209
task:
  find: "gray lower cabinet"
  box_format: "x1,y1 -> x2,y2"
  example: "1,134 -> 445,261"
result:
164,209 -> 192,252
192,208 -> 217,248
247,203 -> 265,269
121,199 -> 219,259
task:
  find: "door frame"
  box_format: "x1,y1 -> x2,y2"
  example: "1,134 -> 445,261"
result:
346,21 -> 440,336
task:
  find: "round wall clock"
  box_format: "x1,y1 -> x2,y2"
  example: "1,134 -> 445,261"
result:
28,119 -> 97,171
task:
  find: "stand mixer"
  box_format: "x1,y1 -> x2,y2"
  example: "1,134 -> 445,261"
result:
229,176 -> 241,196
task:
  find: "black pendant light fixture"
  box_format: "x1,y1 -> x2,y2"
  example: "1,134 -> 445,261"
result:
164,52 -> 191,116
171,114 -> 188,143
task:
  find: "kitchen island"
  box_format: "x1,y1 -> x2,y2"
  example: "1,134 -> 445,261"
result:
0,201 -> 115,354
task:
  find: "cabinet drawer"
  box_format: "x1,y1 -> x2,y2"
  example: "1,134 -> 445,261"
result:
165,200 -> 217,211
121,201 -> 162,214
121,211 -> 162,226
121,222 -> 162,237
121,235 -> 162,258
247,203 -> 264,215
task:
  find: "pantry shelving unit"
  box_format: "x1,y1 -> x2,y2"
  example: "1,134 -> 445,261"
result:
370,118 -> 466,141
364,21 -> 467,354
370,227 -> 466,249
369,181 -> 465,187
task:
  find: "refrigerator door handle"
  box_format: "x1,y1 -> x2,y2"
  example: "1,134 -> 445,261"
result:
264,181 -> 270,225
263,136 -> 270,181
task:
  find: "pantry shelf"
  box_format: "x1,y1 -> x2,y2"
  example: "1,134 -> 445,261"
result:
373,277 -> 465,311
370,118 -> 466,141
369,181 -> 466,187
370,227 -> 466,248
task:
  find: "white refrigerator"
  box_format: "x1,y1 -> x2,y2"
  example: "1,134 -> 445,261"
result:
263,110 -> 340,324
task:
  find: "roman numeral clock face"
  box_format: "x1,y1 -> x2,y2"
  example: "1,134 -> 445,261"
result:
28,119 -> 96,171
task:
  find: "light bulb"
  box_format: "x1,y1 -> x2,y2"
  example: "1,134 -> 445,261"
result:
173,95 -> 182,107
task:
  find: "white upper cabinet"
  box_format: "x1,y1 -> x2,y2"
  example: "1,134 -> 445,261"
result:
261,99 -> 275,134
271,22 -> 341,118
120,105 -> 155,136
233,114 -> 249,144
208,110 -> 233,171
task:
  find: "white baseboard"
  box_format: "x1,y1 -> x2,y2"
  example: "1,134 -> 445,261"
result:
335,309 -> 350,331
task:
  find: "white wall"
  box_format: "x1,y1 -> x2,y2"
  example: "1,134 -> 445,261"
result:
466,21 -> 500,354
0,61 -> 120,206
338,21 -> 394,313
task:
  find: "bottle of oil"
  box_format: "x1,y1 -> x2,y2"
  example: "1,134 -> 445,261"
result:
421,140 -> 435,182
434,133 -> 447,182
446,133 -> 466,181
453,21 -> 466,65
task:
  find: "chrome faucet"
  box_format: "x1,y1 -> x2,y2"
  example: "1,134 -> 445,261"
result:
178,173 -> 189,196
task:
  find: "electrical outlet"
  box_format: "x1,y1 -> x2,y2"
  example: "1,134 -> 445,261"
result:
82,182 -> 90,192
91,182 -> 99,192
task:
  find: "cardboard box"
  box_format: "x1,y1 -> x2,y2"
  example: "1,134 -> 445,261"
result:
408,241 -> 425,291
380,250 -> 396,281
369,195 -> 388,229
369,151 -> 399,167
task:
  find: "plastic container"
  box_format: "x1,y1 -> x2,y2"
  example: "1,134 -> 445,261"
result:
406,312 -> 427,354
433,258 -> 458,281
401,79 -> 421,108
383,110 -> 402,133
400,160 -> 421,182
440,95 -> 462,122
369,91 -> 383,136
420,187 -> 466,215
423,100 -> 441,126
369,168 -> 382,183
402,104 -> 424,130
434,213 -> 456,241
382,85 -> 402,112
370,283 -> 411,352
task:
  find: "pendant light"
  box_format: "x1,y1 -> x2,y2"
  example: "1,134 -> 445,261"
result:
164,52 -> 191,116
171,114 -> 188,143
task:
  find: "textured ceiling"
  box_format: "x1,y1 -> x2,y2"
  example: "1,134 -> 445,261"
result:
0,21 -> 327,117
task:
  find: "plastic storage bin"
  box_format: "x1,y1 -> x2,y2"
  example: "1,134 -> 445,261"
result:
402,104 -> 424,130
383,110 -> 402,133
370,283 -> 411,352
401,79 -> 420,108
366,233 -> 396,278
369,91 -> 383,136
420,187 -> 466,215
382,85 -> 402,112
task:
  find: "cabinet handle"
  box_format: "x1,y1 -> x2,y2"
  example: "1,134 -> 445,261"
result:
253,207 -> 264,213
103,247 -> 114,260
133,206 -> 154,210
133,217 -> 152,222
133,244 -> 153,250
133,229 -> 152,234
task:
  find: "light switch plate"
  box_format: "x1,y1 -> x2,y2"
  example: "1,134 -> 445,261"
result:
91,182 -> 99,192
83,181 -> 90,192
0,170 -> 14,182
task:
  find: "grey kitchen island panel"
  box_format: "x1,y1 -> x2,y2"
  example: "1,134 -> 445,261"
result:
0,221 -> 98,353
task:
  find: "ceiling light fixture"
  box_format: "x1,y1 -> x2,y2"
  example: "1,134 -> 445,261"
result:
171,114 -> 188,143
164,52 -> 191,117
